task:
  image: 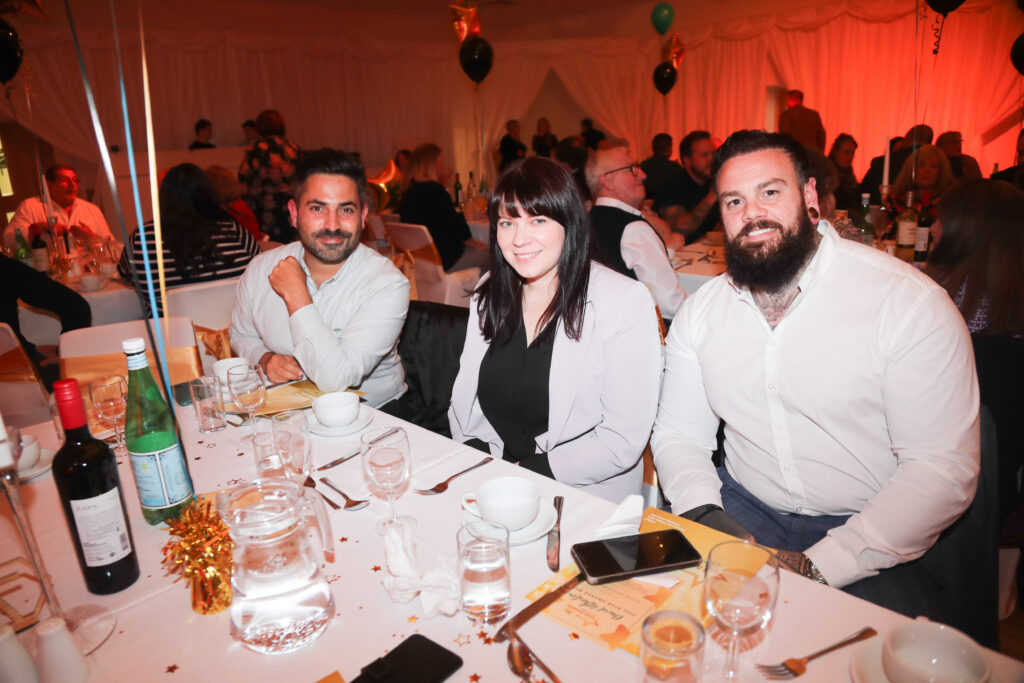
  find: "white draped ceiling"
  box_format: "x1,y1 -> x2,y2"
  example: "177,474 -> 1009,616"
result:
0,0 -> 1021,212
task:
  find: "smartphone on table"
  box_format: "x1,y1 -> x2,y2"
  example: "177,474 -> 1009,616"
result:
570,529 -> 702,585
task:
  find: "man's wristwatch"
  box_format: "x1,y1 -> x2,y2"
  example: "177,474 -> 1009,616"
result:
804,557 -> 828,585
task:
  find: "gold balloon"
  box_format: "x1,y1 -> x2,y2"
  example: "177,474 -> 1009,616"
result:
661,32 -> 685,70
450,1 -> 481,44
368,159 -> 398,212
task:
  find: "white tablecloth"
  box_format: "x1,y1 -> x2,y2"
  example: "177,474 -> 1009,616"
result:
4,410 -> 1023,682
18,278 -> 145,348
675,241 -> 726,295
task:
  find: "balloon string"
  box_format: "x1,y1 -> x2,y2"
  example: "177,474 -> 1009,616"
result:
931,13 -> 945,56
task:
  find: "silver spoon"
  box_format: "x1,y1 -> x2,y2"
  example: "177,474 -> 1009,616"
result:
319,476 -> 370,510
303,476 -> 340,510
507,636 -> 562,683
413,456 -> 493,495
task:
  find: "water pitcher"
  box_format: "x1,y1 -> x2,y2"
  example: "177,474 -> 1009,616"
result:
218,479 -> 335,654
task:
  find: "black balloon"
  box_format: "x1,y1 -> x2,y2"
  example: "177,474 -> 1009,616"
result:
1012,32 -> 1024,76
925,0 -> 965,15
652,61 -> 677,95
459,36 -> 493,84
0,19 -> 23,84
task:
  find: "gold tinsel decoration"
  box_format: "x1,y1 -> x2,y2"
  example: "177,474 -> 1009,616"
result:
162,500 -> 233,615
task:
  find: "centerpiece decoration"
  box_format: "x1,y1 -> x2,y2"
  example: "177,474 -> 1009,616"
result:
162,500 -> 233,615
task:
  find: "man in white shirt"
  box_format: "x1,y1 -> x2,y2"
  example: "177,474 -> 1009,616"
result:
230,149 -> 410,407
3,165 -> 114,250
586,146 -> 687,318
652,130 -> 979,616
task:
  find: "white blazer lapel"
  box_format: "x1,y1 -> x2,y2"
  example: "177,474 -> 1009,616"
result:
538,299 -> 595,452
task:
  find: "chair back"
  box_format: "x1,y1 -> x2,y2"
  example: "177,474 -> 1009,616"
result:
384,221 -> 480,306
365,215 -> 390,250
0,323 -> 52,427
165,279 -> 240,374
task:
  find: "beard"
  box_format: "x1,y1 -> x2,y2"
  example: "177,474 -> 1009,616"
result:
300,227 -> 361,265
724,200 -> 818,293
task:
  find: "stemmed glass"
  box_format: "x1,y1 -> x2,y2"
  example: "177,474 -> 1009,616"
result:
703,540 -> 779,679
227,365 -> 267,445
89,376 -> 127,460
361,426 -> 412,535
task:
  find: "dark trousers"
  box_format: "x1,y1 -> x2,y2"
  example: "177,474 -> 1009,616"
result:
718,466 -> 943,622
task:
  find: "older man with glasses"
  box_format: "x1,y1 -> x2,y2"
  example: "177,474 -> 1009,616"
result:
3,164 -> 113,251
586,145 -> 688,319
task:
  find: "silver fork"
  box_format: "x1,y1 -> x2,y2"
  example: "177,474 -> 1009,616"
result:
756,626 -> 877,679
413,456 -> 493,495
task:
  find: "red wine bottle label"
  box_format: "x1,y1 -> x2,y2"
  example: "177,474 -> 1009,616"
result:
69,488 -> 132,567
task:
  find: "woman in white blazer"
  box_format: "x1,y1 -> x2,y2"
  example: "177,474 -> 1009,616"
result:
449,157 -> 663,503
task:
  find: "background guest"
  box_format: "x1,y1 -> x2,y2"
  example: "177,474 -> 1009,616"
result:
827,133 -> 860,213
238,109 -> 301,243
805,147 -> 839,224
449,156 -> 662,502
205,164 -> 263,242
499,119 -> 527,172
640,132 -> 683,201
554,136 -> 592,204
240,119 -> 259,145
580,118 -> 606,150
4,164 -> 113,251
991,128 -> 1024,190
890,143 -> 955,205
531,117 -> 557,158
119,163 -> 259,315
778,89 -> 825,151
399,143 -> 489,273
189,118 -> 215,150
936,131 -> 982,181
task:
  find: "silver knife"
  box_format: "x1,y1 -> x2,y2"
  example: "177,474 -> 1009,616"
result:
546,496 -> 564,572
314,447 -> 361,471
495,573 -> 580,643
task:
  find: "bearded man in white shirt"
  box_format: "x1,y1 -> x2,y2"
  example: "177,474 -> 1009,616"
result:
586,145 -> 687,319
230,149 -> 409,407
652,130 -> 979,617
3,164 -> 114,250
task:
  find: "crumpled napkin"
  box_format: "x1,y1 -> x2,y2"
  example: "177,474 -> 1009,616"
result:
381,522 -> 460,618
591,493 -> 644,541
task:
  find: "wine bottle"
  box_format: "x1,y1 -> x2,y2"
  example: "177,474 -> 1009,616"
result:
914,191 -> 933,265
122,337 -> 196,525
51,379 -> 140,595
853,193 -> 874,247
13,228 -> 31,261
895,191 -> 917,262
478,175 -> 488,198
30,230 -> 49,272
453,172 -> 462,205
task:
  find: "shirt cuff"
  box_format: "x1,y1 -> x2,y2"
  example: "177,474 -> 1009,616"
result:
804,534 -> 868,589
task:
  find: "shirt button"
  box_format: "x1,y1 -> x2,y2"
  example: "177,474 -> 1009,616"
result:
768,383 -> 774,391
796,506 -> 803,513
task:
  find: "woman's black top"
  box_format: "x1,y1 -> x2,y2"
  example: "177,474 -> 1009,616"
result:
476,321 -> 556,478
532,133 -> 558,158
399,180 -> 470,272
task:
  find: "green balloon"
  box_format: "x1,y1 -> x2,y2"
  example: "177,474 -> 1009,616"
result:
651,2 -> 675,35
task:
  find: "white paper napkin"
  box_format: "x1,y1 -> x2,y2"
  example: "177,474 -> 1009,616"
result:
591,494 -> 644,540
381,523 -> 460,618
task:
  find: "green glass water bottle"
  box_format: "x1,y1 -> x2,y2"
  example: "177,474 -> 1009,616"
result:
122,337 -> 195,525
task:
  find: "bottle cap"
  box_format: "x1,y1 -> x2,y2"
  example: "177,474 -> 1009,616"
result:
122,337 -> 146,354
53,379 -> 87,430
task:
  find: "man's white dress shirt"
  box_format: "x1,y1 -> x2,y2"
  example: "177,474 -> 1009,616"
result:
594,197 -> 687,318
230,242 -> 410,407
652,222 -> 979,588
4,196 -> 113,249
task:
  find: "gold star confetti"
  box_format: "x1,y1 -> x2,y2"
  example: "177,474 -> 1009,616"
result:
483,637 -> 494,645
339,537 -> 349,542
166,664 -> 179,673
454,634 -> 471,646
569,632 -> 580,640
477,630 -> 487,639
372,565 -> 382,572
408,616 -> 418,623
469,675 -> 481,682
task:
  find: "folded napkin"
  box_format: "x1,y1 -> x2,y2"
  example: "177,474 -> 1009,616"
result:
591,493 -> 644,541
382,523 -> 460,618
194,326 -> 233,361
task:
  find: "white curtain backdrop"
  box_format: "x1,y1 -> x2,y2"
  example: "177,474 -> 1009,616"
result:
0,0 -> 1020,222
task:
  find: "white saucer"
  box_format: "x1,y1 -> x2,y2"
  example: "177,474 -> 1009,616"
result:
462,501 -> 557,546
306,407 -> 373,437
19,448 -> 55,483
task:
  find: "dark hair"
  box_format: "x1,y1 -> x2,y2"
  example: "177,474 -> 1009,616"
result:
158,163 -> 236,281
194,118 -> 211,135
242,119 -> 256,129
904,124 -> 934,146
291,148 -> 367,207
479,156 -> 593,343
553,137 -> 591,200
924,179 -> 1024,336
44,164 -> 75,182
679,130 -> 711,160
651,133 -> 673,155
581,118 -> 593,129
804,147 -> 838,198
827,133 -> 858,162
394,149 -> 411,164
255,109 -> 285,137
711,129 -> 812,185
786,89 -> 804,101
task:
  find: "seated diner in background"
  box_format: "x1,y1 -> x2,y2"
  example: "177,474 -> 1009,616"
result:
231,148 -> 409,408
3,164 -> 114,252
398,143 -> 489,274
652,130 -> 980,622
449,156 -> 663,503
117,163 -> 259,316
889,143 -> 954,208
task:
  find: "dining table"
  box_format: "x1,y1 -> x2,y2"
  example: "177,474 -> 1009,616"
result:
18,276 -> 145,349
3,403 -> 1023,682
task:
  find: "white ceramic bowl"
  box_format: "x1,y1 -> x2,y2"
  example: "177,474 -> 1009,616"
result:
213,357 -> 248,386
882,620 -> 990,683
16,434 -> 40,473
312,391 -> 360,427
462,476 -> 540,531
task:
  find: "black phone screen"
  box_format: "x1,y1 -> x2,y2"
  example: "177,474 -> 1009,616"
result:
571,529 -> 702,585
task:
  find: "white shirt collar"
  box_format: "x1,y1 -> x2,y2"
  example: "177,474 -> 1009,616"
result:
595,196 -> 642,217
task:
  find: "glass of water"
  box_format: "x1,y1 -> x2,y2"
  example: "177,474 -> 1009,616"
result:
457,519 -> 510,624
639,610 -> 705,683
188,376 -> 226,433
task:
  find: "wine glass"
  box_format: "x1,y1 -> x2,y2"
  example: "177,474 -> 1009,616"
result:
227,365 -> 267,444
89,376 -> 127,460
703,540 -> 779,679
361,426 -> 412,535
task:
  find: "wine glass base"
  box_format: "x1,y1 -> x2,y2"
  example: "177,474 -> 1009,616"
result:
374,515 -> 416,536
66,603 -> 116,655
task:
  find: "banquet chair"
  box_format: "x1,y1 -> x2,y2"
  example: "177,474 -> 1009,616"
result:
384,222 -> 480,307
0,323 -> 52,428
58,317 -> 202,396
364,215 -> 390,252
164,278 -> 240,375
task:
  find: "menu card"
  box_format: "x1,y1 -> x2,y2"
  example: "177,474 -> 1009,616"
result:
525,507 -> 738,656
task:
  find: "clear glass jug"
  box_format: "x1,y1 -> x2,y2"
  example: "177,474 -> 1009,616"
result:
218,478 -> 335,654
